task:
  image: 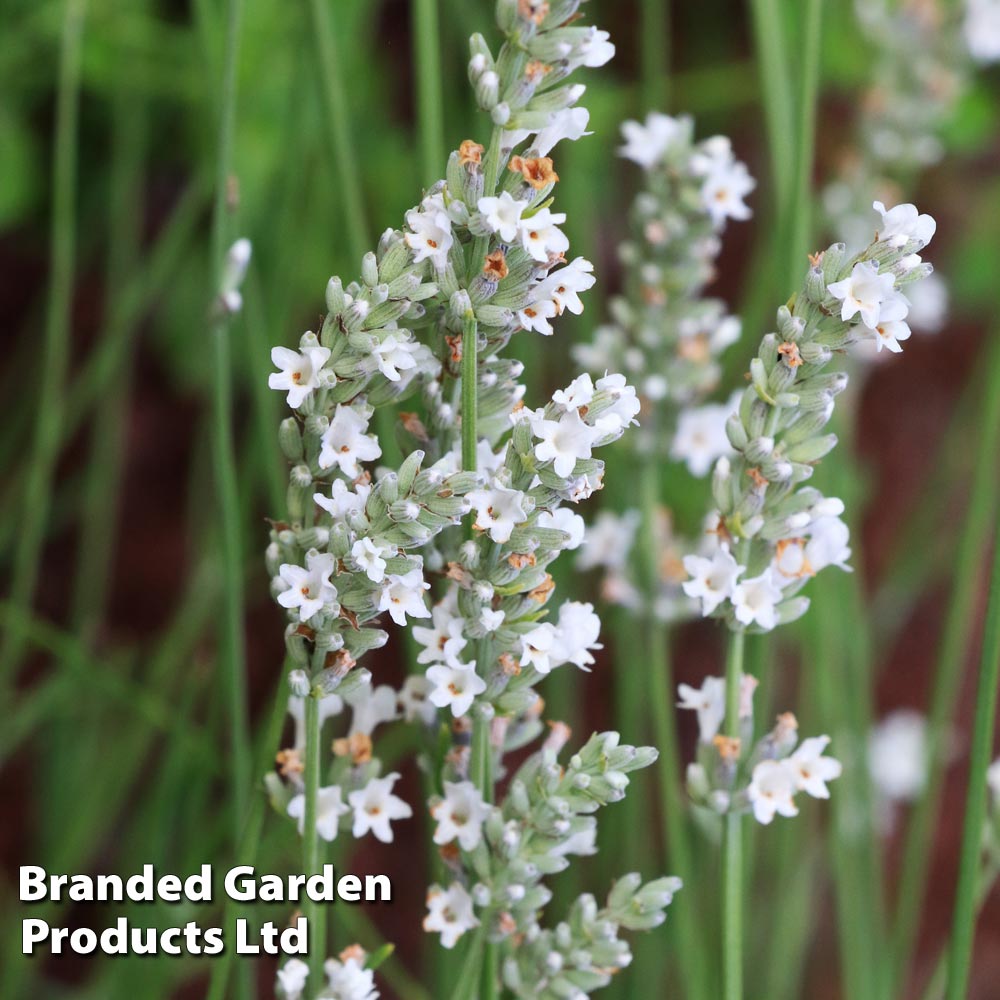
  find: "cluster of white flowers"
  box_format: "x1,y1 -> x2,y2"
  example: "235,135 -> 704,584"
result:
421,730 -> 678,992
682,206 -> 936,632
571,114 -> 754,624
265,3 -> 678,996
276,947 -> 378,1000
574,113 -> 751,452
680,676 -> 843,826
268,682 -> 413,846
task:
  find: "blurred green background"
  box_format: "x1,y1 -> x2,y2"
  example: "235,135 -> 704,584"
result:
2,0 -> 999,997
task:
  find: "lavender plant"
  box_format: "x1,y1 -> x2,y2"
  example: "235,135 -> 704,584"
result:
263,3 -> 678,997
678,200 -> 938,997
572,113 -> 754,622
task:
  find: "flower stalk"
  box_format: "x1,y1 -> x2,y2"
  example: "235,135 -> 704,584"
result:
722,628 -> 746,1000
944,515 -> 1000,999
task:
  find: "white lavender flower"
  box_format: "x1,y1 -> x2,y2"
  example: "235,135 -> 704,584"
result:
685,209 -> 936,632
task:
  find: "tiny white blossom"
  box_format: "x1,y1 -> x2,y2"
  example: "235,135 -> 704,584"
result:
348,773 -> 413,843
371,332 -> 419,381
670,401 -> 734,476
677,676 -> 726,744
828,261 -> 897,329
869,710 -> 928,802
805,516 -> 853,573
468,485 -> 529,543
269,345 -> 331,408
861,291 -> 912,354
748,759 -> 800,825
287,785 -> 350,841
594,373 -> 642,433
532,409 -> 600,478
432,780 -> 492,851
417,613 -> 467,667
682,548 -> 744,615
478,191 -> 529,241
426,661 -> 486,717
549,601 -> 603,670
480,608 -> 506,632
873,201 -> 936,249
731,570 -> 783,631
520,623 -> 559,674
517,295 -> 559,335
533,106 -> 591,157
566,26 -> 615,68
537,507 -> 586,549
789,736 -> 843,799
552,373 -> 595,411
519,207 -> 569,262
423,882 -> 480,949
322,955 -> 378,1000
277,551 -> 338,622
345,683 -> 399,736
314,479 -> 371,521
539,257 -> 596,316
399,674 -> 438,726
619,112 -> 686,169
577,510 -> 640,571
404,202 -> 454,269
378,568 -> 431,626
965,0 -> 1000,62
277,958 -> 310,1000
351,537 -> 391,583
699,159 -> 755,228
412,603 -> 468,665
319,405 -> 382,476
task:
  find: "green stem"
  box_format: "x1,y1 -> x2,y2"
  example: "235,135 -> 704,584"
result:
944,521 -> 1000,999
461,310 -> 478,472
206,663 -> 295,1000
413,0 -> 444,185
640,0 -> 669,111
723,628 -> 746,1000
458,303 -> 497,994
209,0 -> 252,861
633,462 -> 709,997
303,692 -> 325,986
0,0 -> 87,691
922,860 -> 1000,1000
748,0 -> 794,225
892,331 -> 1000,989
788,0 -> 822,281
306,0 -> 369,264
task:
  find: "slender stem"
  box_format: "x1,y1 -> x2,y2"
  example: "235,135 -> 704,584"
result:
209,0 -> 252,860
944,519 -> 1000,999
634,462 -> 709,998
0,0 -> 87,691
723,628 -> 746,1000
788,0 -> 822,281
307,0 -> 369,264
748,0 -> 794,224
640,0 -> 669,111
892,331 -> 1000,989
461,310 -> 479,472
303,692 -> 325,985
206,663 -> 296,1000
413,0 -> 444,185
922,860 -> 1000,1000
